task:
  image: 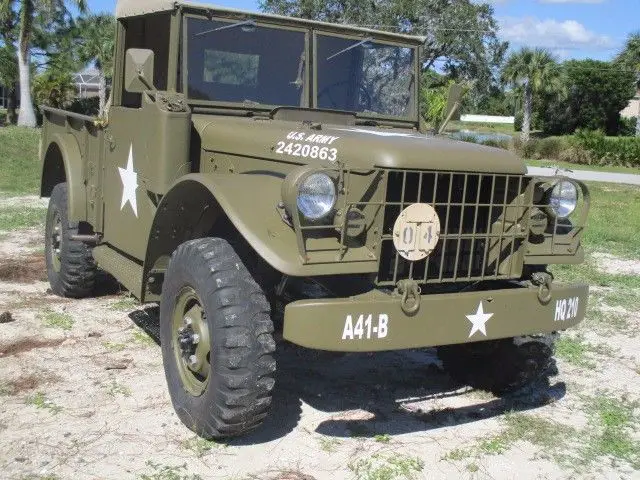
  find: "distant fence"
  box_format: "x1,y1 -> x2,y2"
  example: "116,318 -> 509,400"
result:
461,114 -> 515,125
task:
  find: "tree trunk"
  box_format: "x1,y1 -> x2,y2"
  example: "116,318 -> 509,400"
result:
17,46 -> 36,127
98,71 -> 106,117
636,112 -> 640,138
521,81 -> 532,144
6,85 -> 17,124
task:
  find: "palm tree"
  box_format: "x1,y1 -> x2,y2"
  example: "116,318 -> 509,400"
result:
502,48 -> 559,143
0,0 -> 18,124
615,32 -> 640,137
75,14 -> 115,117
2,0 -> 86,127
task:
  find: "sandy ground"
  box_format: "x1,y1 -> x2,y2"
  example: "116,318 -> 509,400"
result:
1,201 -> 639,480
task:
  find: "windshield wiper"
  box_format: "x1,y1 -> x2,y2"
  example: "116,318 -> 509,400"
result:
194,19 -> 256,37
326,37 -> 373,61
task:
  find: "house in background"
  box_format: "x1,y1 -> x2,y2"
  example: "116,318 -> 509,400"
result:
72,67 -> 101,98
621,89 -> 640,120
0,84 -> 18,109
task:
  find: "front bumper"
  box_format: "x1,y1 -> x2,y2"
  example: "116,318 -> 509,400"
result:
283,283 -> 589,351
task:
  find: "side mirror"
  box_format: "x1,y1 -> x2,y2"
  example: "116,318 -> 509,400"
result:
124,48 -> 155,93
437,83 -> 465,135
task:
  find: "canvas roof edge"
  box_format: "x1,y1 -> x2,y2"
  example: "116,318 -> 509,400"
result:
114,0 -> 426,45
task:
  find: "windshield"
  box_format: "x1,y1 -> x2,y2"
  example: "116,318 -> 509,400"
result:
316,35 -> 416,117
185,17 -> 306,106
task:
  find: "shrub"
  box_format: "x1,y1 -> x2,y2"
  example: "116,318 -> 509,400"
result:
67,97 -> 100,117
454,133 -> 480,144
513,137 -> 540,159
481,138 -> 511,150
536,137 -> 568,159
570,129 -> 640,167
619,117 -> 638,137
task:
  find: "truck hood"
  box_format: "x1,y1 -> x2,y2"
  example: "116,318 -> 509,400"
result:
193,115 -> 526,175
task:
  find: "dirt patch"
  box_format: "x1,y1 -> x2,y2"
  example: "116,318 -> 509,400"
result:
593,252 -> 640,276
0,252 -> 47,283
0,337 -> 65,357
1,372 -> 62,395
0,226 -> 43,258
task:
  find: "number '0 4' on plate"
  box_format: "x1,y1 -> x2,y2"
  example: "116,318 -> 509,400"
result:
342,314 -> 389,340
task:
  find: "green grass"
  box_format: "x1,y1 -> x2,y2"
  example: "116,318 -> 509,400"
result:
0,205 -> 46,231
39,309 -> 74,331
577,183 -> 640,258
132,328 -> 156,346
349,453 -> 424,480
139,461 -> 202,480
582,394 -> 640,469
445,120 -> 517,136
527,159 -> 640,175
102,341 -> 127,352
109,295 -> 138,311
25,391 -> 63,414
104,380 -> 132,397
0,126 -> 41,195
318,436 -> 342,452
555,335 -> 616,369
180,436 -> 226,458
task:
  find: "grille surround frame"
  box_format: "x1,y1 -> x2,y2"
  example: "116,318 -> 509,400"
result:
375,169 -> 533,286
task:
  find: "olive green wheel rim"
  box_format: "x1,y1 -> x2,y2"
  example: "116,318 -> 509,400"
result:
49,210 -> 62,273
172,286 -> 211,397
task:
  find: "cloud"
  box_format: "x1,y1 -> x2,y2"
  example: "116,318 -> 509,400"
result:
499,17 -> 614,51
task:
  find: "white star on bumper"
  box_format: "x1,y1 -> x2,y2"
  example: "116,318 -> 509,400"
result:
118,144 -> 138,217
466,301 -> 494,338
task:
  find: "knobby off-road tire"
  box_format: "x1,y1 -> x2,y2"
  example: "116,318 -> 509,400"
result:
45,183 -> 97,298
437,334 -> 556,395
160,237 -> 276,439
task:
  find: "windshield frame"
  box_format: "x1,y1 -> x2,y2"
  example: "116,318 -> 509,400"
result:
312,30 -> 419,123
181,13 -> 310,110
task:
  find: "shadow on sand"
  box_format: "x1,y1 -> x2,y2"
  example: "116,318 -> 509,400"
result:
127,305 -> 565,446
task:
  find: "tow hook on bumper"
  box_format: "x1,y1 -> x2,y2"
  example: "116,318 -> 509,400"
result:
396,279 -> 421,315
531,271 -> 553,303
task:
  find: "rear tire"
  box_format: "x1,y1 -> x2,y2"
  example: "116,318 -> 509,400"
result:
437,334 -> 556,395
160,237 -> 276,439
45,183 -> 97,298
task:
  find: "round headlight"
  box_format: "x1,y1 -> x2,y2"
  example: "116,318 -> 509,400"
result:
548,180 -> 578,218
297,173 -> 336,220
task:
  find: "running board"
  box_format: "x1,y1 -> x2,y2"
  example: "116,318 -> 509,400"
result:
92,245 -> 143,299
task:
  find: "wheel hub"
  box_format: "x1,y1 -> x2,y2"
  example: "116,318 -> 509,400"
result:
171,287 -> 211,396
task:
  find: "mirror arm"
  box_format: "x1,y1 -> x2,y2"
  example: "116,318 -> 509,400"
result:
138,73 -> 156,91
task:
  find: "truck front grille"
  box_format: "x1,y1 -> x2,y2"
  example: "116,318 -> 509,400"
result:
376,170 -> 531,285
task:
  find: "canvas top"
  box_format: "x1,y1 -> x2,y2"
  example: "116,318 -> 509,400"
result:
114,0 -> 426,44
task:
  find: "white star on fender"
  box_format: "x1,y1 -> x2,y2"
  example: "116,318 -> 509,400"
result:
466,301 -> 494,338
118,144 -> 138,217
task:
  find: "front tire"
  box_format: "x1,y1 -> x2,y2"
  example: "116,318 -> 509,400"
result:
160,238 -> 276,439
45,183 -> 97,298
437,334 -> 556,395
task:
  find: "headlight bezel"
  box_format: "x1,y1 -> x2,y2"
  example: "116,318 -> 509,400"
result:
296,172 -> 337,221
545,179 -> 579,219
281,166 -> 339,224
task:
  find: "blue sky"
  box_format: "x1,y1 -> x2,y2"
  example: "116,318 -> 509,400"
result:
86,0 -> 639,60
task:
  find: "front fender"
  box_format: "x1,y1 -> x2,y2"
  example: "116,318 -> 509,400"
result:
142,173 -> 297,299
41,133 -> 86,221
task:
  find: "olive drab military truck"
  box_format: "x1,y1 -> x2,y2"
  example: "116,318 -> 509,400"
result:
40,0 -> 591,439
